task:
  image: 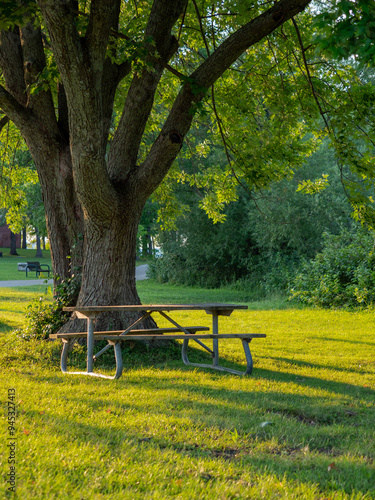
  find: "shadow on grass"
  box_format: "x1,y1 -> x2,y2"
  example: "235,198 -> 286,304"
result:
266,355 -> 375,376
0,320 -> 20,333
19,368 -> 375,497
311,336 -> 375,347
43,339 -> 375,399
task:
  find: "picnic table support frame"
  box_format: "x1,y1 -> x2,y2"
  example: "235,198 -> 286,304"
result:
59,335 -> 256,379
181,337 -> 254,376
60,314 -> 123,379
60,338 -> 124,379
93,312 -> 152,361
158,311 -> 214,355
212,312 -> 219,367
87,317 -> 94,373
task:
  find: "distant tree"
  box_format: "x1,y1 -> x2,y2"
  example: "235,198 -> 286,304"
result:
21,227 -> 27,249
0,123 -> 48,257
9,230 -> 18,255
150,139 -> 360,292
138,200 -> 158,258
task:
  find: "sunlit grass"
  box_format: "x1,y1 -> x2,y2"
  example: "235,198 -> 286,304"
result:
0,251 -> 146,281
0,248 -> 52,281
0,281 -> 374,499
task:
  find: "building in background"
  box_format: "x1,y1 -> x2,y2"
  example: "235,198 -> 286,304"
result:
0,223 -> 21,248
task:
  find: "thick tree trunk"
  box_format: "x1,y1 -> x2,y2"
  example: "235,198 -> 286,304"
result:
26,142 -> 84,282
35,228 -> 42,258
59,203 -> 157,333
10,231 -> 18,256
22,227 -> 27,249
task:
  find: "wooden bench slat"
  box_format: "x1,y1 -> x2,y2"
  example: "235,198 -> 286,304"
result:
50,333 -> 266,340
49,326 -> 209,339
92,326 -> 209,335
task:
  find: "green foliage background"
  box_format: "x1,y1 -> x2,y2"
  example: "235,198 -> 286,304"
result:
149,138 -> 370,304
289,228 -> 375,308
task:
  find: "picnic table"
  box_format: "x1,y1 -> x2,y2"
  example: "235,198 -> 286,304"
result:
49,304 -> 266,379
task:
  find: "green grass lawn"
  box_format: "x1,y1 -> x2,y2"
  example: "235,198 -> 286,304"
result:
0,248 -> 52,281
0,250 -> 147,281
0,281 -> 374,499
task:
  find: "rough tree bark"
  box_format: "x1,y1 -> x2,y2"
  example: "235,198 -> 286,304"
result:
0,0 -> 312,331
0,23 -> 83,279
22,228 -> 27,249
10,231 -> 18,256
35,228 -> 42,258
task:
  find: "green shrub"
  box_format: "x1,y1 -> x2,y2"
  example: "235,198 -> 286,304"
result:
15,274 -> 81,340
149,248 -> 299,298
289,229 -> 375,307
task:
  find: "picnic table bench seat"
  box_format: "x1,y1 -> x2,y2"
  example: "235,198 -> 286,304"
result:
49,326 -> 210,339
49,328 -> 266,379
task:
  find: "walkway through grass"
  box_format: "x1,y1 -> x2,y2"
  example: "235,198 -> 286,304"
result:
0,282 -> 374,499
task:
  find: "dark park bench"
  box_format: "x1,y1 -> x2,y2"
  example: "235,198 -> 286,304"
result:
26,261 -> 51,278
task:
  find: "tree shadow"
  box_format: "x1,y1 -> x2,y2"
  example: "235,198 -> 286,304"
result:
265,355 -> 374,376
310,336 -> 375,347
20,369 -> 375,497
51,339 -> 375,398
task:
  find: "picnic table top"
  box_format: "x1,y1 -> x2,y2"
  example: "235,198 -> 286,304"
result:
63,303 -> 248,313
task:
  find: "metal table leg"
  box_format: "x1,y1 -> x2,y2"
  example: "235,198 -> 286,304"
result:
181,336 -> 254,376
212,312 -> 219,367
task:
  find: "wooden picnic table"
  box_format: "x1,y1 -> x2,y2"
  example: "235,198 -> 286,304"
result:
50,303 -> 266,379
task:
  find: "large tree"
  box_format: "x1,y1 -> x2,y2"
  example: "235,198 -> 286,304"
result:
1,0 -> 321,328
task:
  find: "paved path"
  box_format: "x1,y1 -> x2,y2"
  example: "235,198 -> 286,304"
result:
135,264 -> 148,281
0,265 -> 149,287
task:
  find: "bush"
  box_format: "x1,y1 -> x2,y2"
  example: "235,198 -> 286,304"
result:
15,274 -> 81,340
149,249 -> 299,299
289,229 -> 375,308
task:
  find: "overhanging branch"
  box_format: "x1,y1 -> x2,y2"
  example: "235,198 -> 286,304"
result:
291,17 -> 332,133
0,114 -> 9,134
107,0 -> 188,183
191,0 -> 313,90
0,85 -> 34,130
136,0 -> 313,194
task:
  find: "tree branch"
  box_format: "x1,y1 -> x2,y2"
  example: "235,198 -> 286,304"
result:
107,0 -> 188,183
36,1 -> 89,112
291,17 -> 332,133
191,0 -> 312,90
0,27 -> 27,106
0,84 -> 34,131
20,21 -> 59,136
0,114 -> 9,133
136,0 -> 313,196
85,0 -> 122,68
192,0 -> 211,56
37,0 -> 121,216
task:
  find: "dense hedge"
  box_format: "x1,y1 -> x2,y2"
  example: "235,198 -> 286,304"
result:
289,229 -> 375,308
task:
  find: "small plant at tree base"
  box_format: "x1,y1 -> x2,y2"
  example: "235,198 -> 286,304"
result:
15,274 -> 81,341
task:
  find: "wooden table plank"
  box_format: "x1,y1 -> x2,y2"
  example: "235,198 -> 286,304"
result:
63,303 -> 248,313
50,333 -> 266,340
